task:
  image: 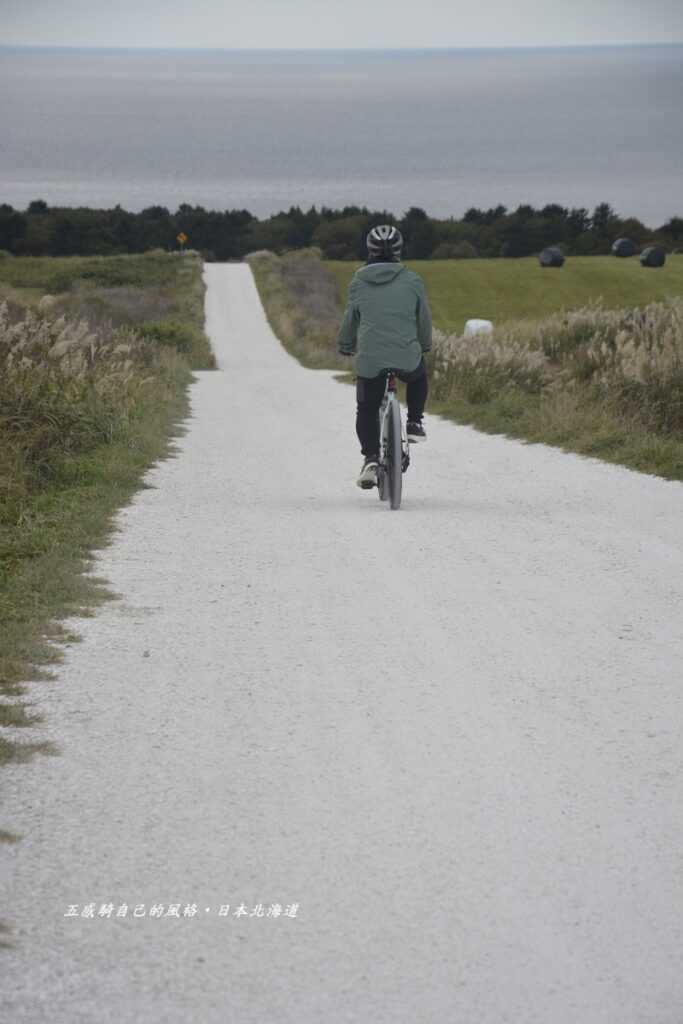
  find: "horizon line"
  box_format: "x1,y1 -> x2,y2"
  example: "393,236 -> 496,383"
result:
1,41 -> 682,54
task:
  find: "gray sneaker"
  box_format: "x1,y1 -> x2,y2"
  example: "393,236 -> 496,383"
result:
356,456 -> 379,489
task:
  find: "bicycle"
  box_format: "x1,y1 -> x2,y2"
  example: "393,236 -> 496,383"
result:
376,370 -> 411,510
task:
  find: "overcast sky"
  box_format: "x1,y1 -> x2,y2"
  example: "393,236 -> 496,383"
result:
1,0 -> 682,49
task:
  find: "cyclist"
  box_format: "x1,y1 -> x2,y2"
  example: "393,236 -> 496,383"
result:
336,224 -> 432,489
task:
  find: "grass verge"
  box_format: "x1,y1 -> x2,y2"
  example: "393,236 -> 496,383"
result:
246,248 -> 348,370
1,252 -> 212,774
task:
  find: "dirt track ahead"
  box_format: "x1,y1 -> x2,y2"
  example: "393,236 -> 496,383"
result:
2,263 -> 682,1023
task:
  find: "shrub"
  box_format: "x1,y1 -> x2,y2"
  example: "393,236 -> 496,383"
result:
138,319 -> 195,354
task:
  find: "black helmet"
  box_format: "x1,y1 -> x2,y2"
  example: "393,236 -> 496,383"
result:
366,224 -> 403,261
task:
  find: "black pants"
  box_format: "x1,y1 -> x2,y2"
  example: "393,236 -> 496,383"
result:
356,358 -> 428,458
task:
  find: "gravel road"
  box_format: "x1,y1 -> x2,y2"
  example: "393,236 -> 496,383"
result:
2,263 -> 682,1023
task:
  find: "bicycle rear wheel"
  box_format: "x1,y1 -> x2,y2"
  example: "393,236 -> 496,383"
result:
387,400 -> 403,510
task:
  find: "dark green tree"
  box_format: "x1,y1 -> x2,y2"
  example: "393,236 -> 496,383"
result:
591,202 -> 616,236
399,207 -> 437,259
0,205 -> 27,250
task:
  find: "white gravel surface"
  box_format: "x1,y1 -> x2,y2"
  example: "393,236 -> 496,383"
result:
2,263 -> 683,1023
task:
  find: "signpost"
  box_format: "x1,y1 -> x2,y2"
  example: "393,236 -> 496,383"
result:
176,232 -> 188,251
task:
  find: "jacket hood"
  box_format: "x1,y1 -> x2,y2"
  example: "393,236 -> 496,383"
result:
355,263 -> 405,285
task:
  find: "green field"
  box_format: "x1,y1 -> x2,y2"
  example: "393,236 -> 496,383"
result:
328,255 -> 683,332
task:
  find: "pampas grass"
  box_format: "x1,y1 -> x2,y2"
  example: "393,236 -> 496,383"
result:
431,299 -> 683,433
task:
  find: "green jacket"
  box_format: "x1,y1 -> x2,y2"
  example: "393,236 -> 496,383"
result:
336,262 -> 432,378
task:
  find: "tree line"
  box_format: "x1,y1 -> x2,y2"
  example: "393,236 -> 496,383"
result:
1,198 -> 681,261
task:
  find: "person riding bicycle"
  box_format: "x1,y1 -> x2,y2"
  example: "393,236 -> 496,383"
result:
336,224 -> 432,489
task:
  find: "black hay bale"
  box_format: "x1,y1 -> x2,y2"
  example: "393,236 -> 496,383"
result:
612,237 -> 637,257
538,246 -> 565,267
640,246 -> 666,268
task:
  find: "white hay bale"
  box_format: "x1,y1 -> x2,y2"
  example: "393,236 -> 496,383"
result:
464,318 -> 493,337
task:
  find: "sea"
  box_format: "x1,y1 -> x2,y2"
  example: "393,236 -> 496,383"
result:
1,44 -> 681,226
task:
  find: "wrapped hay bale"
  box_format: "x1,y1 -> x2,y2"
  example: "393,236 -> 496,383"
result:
538,246 -> 565,267
464,319 -> 493,338
640,246 -> 666,268
612,237 -> 637,257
